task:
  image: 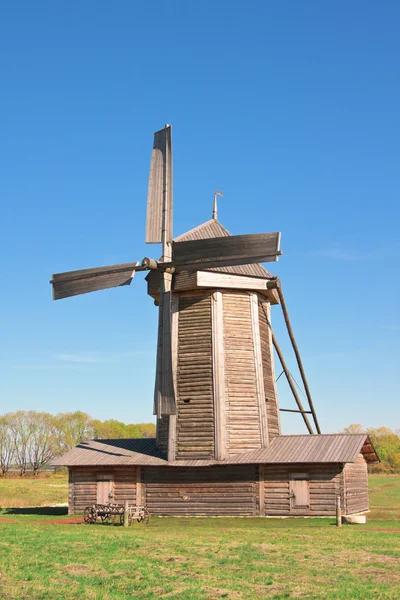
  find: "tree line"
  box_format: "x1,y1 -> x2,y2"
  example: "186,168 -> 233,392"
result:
0,411 -> 155,476
344,424 -> 400,473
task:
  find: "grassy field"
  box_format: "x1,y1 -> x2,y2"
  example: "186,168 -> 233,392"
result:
0,475 -> 399,599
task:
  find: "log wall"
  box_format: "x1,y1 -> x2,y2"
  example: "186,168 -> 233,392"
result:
68,462 -> 368,517
69,467 -> 137,515
343,454 -> 369,515
262,464 -> 342,516
176,294 -> 214,459
142,465 -> 257,516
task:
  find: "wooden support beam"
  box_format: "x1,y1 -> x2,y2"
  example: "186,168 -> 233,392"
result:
168,295 -> 179,461
259,303 -> 314,434
250,294 -> 269,447
280,408 -> 312,414
211,291 -> 226,460
136,467 -> 143,506
259,465 -> 265,516
268,279 -> 321,434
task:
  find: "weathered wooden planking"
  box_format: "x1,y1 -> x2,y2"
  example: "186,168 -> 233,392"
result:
176,294 -> 214,459
172,232 -> 281,269
156,415 -> 169,454
143,465 -> 257,516
52,262 -> 139,300
343,454 -> 369,515
196,271 -> 279,304
146,126 -> 172,244
250,294 -> 269,447
223,292 -> 262,455
258,299 -> 281,438
211,291 -> 226,460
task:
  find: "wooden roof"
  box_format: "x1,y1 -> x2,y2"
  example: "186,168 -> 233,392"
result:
52,434 -> 378,467
174,219 -> 272,280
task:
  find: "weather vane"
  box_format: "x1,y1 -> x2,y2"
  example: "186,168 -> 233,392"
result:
212,190 -> 223,220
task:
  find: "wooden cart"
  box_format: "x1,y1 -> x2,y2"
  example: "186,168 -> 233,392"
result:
84,502 -> 150,525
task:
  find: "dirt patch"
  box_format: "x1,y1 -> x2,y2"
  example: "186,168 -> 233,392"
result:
373,528 -> 400,533
38,517 -> 84,525
0,517 -> 16,523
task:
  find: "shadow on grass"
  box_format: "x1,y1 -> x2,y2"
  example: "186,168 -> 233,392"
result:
3,506 -> 68,516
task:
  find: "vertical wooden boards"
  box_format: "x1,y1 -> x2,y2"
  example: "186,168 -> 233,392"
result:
258,299 -> 281,438
258,464 -> 265,516
176,293 -> 214,459
68,469 -> 74,515
223,292 -> 262,455
136,467 -> 143,506
250,293 -> 269,447
156,415 -> 169,454
143,465 -> 257,516
211,291 -> 226,460
168,295 -> 179,461
343,454 -> 369,515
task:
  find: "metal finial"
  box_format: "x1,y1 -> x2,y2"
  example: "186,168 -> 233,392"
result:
213,191 -> 223,220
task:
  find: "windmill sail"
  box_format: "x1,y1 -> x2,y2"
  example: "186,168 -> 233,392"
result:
146,125 -> 176,417
171,232 -> 281,270
51,262 -> 140,300
146,126 -> 173,244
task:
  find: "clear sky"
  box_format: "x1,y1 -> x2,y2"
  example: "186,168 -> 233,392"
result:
0,1 -> 399,434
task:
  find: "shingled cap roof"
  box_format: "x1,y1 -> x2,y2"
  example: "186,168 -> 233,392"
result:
52,434 -> 378,467
174,219 -> 273,280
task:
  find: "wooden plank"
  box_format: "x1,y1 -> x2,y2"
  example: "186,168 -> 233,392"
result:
198,271 -> 270,292
51,262 -> 140,300
146,126 -> 172,244
259,465 -> 265,516
172,232 -> 281,269
250,294 -> 269,447
168,295 -> 179,460
212,291 -> 226,460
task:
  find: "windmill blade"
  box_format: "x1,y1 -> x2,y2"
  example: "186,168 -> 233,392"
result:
146,125 -> 173,244
171,232 -> 281,271
51,262 -> 142,300
153,285 -> 176,417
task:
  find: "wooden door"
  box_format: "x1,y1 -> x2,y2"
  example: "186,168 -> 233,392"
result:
290,474 -> 309,510
97,479 -> 113,503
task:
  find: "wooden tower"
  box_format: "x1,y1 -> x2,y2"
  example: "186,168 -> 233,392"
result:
146,218 -> 282,462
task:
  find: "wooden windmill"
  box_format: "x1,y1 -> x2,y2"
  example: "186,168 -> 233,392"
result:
51,125 -> 320,463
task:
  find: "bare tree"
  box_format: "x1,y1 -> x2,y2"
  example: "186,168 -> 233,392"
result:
8,411 -> 32,476
27,411 -> 57,475
0,415 -> 14,476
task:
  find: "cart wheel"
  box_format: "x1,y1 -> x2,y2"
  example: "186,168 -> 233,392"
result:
119,514 -> 125,526
140,509 -> 150,525
144,509 -> 150,524
84,506 -> 97,524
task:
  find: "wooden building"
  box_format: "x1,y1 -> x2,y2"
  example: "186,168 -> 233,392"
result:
53,216 -> 378,518
51,127 -> 379,518
55,434 -> 377,517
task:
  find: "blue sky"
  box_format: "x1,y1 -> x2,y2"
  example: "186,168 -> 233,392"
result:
0,1 -> 399,433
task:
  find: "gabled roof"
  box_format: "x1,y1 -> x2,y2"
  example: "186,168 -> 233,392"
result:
174,219 -> 272,280
52,434 -> 378,467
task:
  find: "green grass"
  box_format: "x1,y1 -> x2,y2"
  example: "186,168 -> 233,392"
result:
0,475 -> 399,599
